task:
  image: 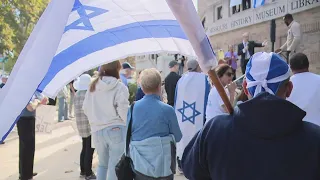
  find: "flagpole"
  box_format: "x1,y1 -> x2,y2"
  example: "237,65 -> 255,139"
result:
164,0 -> 234,114
207,69 -> 234,114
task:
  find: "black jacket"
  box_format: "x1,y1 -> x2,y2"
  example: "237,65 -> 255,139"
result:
238,41 -> 263,64
182,92 -> 320,180
164,72 -> 180,106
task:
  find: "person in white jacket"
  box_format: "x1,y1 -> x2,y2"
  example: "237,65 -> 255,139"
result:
83,60 -> 129,180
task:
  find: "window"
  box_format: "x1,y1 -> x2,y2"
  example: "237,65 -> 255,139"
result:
232,5 -> 241,14
242,0 -> 251,10
201,17 -> 206,28
217,6 -> 223,20
231,0 -> 251,15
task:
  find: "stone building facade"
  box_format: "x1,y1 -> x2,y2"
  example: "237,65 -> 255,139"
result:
199,0 -> 320,73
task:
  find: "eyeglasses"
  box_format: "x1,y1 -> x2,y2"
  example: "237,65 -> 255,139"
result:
225,72 -> 234,77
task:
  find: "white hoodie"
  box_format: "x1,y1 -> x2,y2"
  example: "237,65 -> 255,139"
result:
83,76 -> 129,133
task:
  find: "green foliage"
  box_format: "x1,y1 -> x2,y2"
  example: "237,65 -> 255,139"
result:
0,0 -> 49,72
128,82 -> 137,105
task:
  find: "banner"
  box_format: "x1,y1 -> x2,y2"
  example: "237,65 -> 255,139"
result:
35,105 -> 56,134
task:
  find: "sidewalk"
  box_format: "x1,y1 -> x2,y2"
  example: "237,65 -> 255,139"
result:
0,119 -> 187,180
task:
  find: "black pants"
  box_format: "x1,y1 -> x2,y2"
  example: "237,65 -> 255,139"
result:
80,136 -> 95,176
241,59 -> 249,74
17,116 -> 35,180
48,98 -> 57,106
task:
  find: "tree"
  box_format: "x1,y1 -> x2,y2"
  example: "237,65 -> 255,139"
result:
0,0 -> 49,72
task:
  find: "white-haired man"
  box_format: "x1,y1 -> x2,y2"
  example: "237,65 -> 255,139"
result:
238,32 -> 267,74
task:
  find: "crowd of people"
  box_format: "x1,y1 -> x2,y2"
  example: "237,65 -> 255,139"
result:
1,13 -> 320,180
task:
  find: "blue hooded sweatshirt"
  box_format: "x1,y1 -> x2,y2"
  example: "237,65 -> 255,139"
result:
182,92 -> 320,180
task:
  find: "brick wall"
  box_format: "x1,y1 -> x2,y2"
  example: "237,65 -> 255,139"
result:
209,6 -> 320,74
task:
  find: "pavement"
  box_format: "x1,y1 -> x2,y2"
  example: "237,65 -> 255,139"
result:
0,118 -> 187,180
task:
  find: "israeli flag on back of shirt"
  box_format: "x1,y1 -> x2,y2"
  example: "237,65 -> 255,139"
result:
174,72 -> 210,158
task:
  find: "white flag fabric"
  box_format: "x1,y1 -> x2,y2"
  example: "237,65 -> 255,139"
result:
230,0 -> 242,7
253,0 -> 266,8
0,0 -> 73,142
174,72 -> 211,158
166,0 -> 217,73
0,0 -> 198,142
39,0 -> 196,98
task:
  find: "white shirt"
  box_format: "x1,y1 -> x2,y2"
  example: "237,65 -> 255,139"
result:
280,21 -> 302,52
242,41 -> 251,59
287,72 -> 320,126
206,87 -> 229,122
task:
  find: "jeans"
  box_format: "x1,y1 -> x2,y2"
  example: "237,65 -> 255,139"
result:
58,97 -> 68,121
80,136 -> 95,176
17,116 -> 35,180
69,93 -> 74,117
92,125 -> 126,180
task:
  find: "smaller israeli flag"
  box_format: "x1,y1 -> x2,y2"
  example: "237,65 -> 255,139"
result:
174,72 -> 211,158
253,0 -> 266,8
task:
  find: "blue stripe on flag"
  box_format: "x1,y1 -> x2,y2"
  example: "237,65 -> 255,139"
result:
174,80 -> 179,109
1,93 -> 37,142
1,115 -> 20,143
203,75 -> 210,124
38,20 -> 187,91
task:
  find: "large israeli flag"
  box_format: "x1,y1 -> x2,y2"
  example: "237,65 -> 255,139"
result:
39,0 -> 197,97
1,0 -> 215,142
174,72 -> 211,158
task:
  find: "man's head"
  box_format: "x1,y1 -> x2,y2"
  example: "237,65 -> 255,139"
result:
242,32 -> 249,42
243,52 -> 293,99
283,13 -> 294,26
169,60 -> 179,73
289,53 -> 309,74
187,59 -> 201,72
228,45 -> 234,52
140,68 -> 162,95
1,75 -> 8,84
121,62 -> 134,78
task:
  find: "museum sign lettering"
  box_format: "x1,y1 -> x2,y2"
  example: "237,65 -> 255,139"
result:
208,0 -> 319,36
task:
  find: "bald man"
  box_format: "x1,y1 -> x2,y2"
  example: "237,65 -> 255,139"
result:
238,32 -> 267,74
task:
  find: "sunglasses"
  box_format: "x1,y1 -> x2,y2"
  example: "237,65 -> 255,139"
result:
225,72 -> 234,77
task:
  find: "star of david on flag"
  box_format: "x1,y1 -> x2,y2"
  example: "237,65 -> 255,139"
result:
64,0 -> 108,32
178,101 -> 201,124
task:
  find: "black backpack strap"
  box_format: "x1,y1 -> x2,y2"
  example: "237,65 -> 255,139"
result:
125,103 -> 135,156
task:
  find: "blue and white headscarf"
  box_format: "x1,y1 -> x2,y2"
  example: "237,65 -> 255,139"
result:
245,52 -> 291,97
